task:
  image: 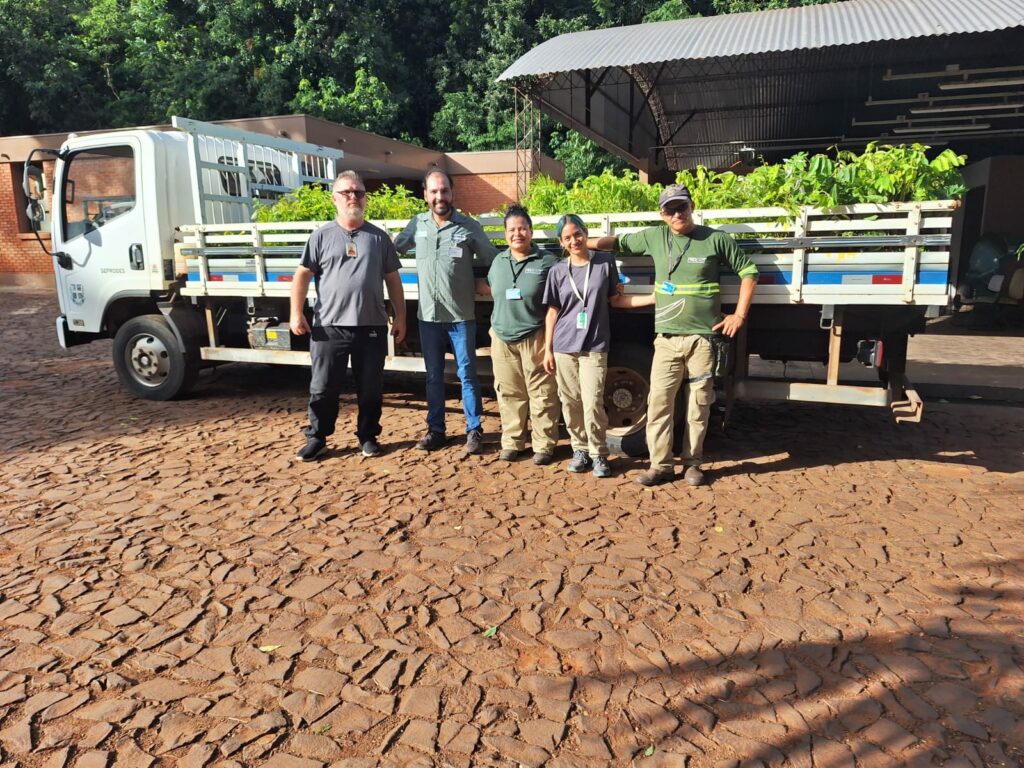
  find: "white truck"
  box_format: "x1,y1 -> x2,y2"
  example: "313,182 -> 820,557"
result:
23,118 -> 960,453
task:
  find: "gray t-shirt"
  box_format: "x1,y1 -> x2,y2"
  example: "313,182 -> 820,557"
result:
542,252 -> 620,354
300,221 -> 401,327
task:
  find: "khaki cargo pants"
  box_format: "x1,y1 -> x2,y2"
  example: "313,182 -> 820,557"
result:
646,334 -> 715,474
490,328 -> 560,453
554,351 -> 609,457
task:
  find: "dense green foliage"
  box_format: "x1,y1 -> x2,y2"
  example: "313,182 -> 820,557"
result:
522,170 -> 661,214
252,184 -> 426,223
677,144 -> 967,210
0,0 -> 836,173
253,144 -> 965,222
523,144 -> 967,214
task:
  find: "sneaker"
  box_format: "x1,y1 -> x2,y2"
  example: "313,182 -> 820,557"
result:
499,448 -> 523,461
567,450 -> 592,473
416,431 -> 447,451
361,439 -> 383,458
634,468 -> 673,487
297,436 -> 327,462
684,465 -> 706,487
465,428 -> 484,455
532,452 -> 554,466
592,456 -> 613,478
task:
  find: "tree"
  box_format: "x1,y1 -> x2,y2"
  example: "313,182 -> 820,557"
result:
0,0 -> 844,150
291,69 -> 402,135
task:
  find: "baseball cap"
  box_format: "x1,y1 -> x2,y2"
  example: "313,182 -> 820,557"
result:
658,184 -> 692,209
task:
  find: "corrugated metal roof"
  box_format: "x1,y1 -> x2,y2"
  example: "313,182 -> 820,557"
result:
499,0 -> 1024,80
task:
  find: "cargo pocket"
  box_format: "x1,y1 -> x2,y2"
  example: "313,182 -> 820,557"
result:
692,377 -> 716,408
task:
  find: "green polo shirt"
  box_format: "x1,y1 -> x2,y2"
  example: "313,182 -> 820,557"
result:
486,247 -> 559,343
616,224 -> 758,336
394,210 -> 498,323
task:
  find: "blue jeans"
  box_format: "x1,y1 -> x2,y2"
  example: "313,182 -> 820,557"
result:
419,320 -> 482,434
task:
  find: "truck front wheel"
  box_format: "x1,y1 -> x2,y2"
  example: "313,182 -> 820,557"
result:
112,315 -> 198,400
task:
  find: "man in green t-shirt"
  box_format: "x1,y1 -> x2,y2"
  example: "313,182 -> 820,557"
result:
590,184 -> 758,487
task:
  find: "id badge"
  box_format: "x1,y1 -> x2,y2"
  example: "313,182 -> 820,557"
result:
576,310 -> 588,329
505,287 -> 523,300
661,280 -> 676,294
448,246 -> 463,259
346,241 -> 358,258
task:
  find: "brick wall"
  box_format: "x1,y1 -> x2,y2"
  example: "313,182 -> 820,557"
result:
452,172 -> 520,215
0,161 -> 55,287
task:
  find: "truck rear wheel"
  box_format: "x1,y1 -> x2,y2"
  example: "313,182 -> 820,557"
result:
605,344 -> 653,457
113,315 -> 198,400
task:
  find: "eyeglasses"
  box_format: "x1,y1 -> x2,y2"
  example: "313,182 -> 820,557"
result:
334,189 -> 366,199
662,202 -> 691,216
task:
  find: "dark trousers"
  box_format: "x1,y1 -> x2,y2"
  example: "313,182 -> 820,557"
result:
306,325 -> 388,443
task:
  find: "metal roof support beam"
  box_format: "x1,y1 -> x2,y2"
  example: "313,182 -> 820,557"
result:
584,67 -> 613,129
532,94 -> 646,167
514,86 -> 542,200
664,111 -> 697,147
626,62 -> 677,169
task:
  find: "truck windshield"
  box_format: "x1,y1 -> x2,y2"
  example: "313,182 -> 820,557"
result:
61,146 -> 136,242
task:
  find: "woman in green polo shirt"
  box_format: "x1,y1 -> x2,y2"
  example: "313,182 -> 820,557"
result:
486,205 -> 561,465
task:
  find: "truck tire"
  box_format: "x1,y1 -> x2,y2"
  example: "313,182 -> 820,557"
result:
113,314 -> 198,400
605,344 -> 653,457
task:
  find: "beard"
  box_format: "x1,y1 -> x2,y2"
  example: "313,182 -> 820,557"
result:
431,199 -> 452,217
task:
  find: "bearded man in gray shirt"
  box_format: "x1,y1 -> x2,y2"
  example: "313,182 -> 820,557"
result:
290,171 -> 407,461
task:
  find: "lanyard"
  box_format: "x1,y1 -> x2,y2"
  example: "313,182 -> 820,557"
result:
507,254 -> 531,286
665,230 -> 693,281
567,258 -> 591,303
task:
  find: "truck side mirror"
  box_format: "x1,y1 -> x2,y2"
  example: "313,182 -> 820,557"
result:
22,164 -> 48,233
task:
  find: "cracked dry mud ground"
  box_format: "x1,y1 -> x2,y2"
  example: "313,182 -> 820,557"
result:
1,290 -> 1022,768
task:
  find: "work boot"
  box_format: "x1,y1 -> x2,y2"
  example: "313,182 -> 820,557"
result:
634,468 -> 673,487
684,465 -> 706,487
532,452 -> 554,466
499,448 -> 522,461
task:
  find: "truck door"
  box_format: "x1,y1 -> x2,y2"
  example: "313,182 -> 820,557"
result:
53,138 -> 149,334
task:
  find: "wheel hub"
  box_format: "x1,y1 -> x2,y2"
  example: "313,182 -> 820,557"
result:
604,366 -> 649,429
126,333 -> 170,386
610,387 -> 635,410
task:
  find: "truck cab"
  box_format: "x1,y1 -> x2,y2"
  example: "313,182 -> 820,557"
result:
24,117 -> 343,399
47,130 -> 193,345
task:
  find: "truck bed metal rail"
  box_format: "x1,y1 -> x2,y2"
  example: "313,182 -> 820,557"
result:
177,200 -> 956,308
